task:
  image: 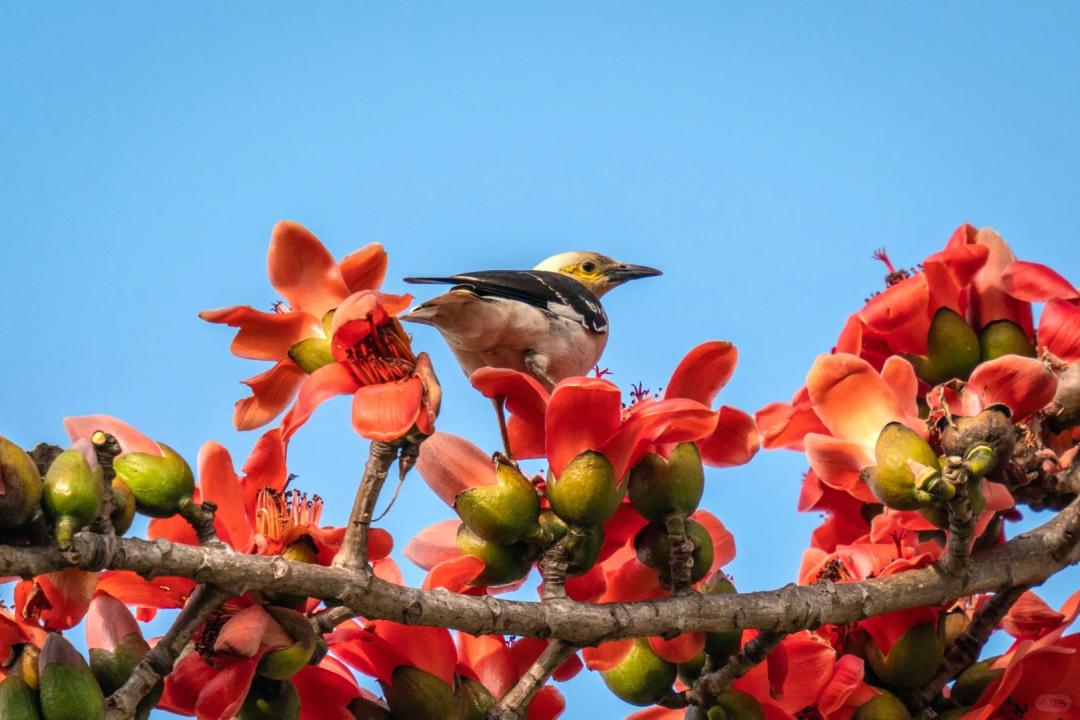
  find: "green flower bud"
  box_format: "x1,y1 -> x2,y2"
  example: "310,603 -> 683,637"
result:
546,451 -> 621,527
863,423 -> 945,511
458,676 -> 496,720
908,308 -> 980,385
865,621 -> 944,689
455,460 -> 540,545
89,633 -> 158,720
109,478 -> 136,536
348,698 -> 393,719
0,675 -> 42,720
455,525 -> 534,586
112,443 -> 194,518
257,607 -> 317,681
703,573 -> 743,661
677,651 -> 706,686
707,689 -> 766,720
239,676 -> 300,720
38,634 -> 105,720
42,450 -> 103,548
979,319 -> 1035,362
634,519 -> 714,584
918,477 -> 985,530
600,639 -> 676,706
628,443 -> 705,523
384,666 -> 464,720
852,690 -> 912,720
939,407 -> 1016,467
0,436 -> 43,528
287,337 -> 335,374
951,657 -> 1003,707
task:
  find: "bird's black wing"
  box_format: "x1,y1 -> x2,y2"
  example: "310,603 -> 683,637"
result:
404,270 -> 608,332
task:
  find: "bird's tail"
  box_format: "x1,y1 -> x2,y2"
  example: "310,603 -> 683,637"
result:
400,290 -> 476,325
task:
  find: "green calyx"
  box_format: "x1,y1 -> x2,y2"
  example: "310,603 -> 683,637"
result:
634,519 -> 714,584
239,676 -> 300,720
919,477 -> 985,530
600,639 -> 676,706
257,607 -> 317,680
455,524 -> 534,587
951,657 -> 1003,707
458,677 -> 496,720
628,442 -> 705,523
865,621 -> 944,689
89,634 -> 158,720
979,319 -> 1035,362
547,450 -> 621,527
455,460 -> 540,545
112,442 -> 195,518
287,336 -> 335,374
0,676 -> 42,720
109,478 -> 136,536
864,423 -> 945,511
43,450 -> 103,548
384,666 -> 463,720
705,689 -> 766,720
907,307 -> 980,385
38,635 -> 105,720
349,698 -> 394,719
853,690 -> 912,720
0,436 -> 43,529
703,573 -> 743,660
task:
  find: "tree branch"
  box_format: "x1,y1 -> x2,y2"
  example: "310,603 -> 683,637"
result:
487,640 -> 578,720
687,631 -> 787,707
1,494 -> 1074,649
940,459 -> 977,575
333,440 -> 402,571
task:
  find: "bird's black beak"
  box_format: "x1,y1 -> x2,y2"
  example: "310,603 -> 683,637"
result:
606,263 -> 663,282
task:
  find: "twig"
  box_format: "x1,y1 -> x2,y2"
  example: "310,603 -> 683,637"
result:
89,430 -> 121,535
104,584 -> 229,720
539,528 -> 583,600
905,584 -> 1029,713
687,631 -> 787,708
333,440 -> 403,570
487,640 -> 578,720
665,514 -> 694,595
178,497 -> 226,549
939,458 -> 976,575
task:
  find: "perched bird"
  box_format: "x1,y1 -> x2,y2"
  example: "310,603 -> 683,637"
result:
401,251 -> 662,389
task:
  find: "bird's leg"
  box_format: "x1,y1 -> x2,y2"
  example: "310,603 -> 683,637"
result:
524,350 -> 557,388
492,396 -> 516,463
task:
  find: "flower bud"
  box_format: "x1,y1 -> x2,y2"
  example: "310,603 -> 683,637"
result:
634,519 -> 714,584
0,436 -> 43,528
257,607 -> 317,680
918,478 -> 985,530
677,651 -> 706,686
863,423 -> 944,511
455,525 -> 534,587
703,573 -> 743,661
939,407 -> 1015,468
384,666 -> 464,720
951,657 -> 1002,707
908,308 -> 980,385
865,621 -> 944,689
852,690 -> 911,720
458,676 -> 496,720
87,595 -> 149,701
702,689 -> 766,720
600,639 -> 676,706
42,450 -> 103,548
112,443 -> 195,518
38,633 -> 105,720
109,478 -> 136,536
979,319 -> 1035,362
0,675 -> 41,720
546,451 -> 621,527
628,442 -> 705,523
455,460 -> 540,545
348,697 -> 393,719
239,676 -> 300,720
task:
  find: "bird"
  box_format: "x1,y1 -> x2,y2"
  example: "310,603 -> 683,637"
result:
401,251 -> 662,389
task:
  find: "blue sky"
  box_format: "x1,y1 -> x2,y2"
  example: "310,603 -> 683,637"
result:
2,3 -> 1078,717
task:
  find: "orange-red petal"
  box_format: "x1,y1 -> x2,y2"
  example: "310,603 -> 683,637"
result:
198,305 -> 319,361
351,377 -> 424,441
1040,299 -> 1080,362
63,414 -> 161,456
339,243 -> 389,293
581,639 -> 634,671
806,354 -> 907,449
404,519 -> 463,570
198,441 -> 253,552
234,361 -> 307,431
664,341 -> 738,407
965,355 -> 1058,421
545,378 -> 622,478
699,405 -> 759,468
280,362 -> 358,440
1002,261 -> 1080,301
267,221 -> 351,317
416,432 -> 496,507
649,632 -> 705,664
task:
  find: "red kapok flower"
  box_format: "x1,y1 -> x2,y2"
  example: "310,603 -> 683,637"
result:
200,220 -> 390,431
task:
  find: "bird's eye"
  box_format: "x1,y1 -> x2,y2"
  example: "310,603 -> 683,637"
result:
581,262 -> 596,273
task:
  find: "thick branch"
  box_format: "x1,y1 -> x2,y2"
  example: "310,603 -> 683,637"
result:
665,514 -> 694,595
488,640 -> 578,720
940,459 -> 976,575
2,495 -> 1076,649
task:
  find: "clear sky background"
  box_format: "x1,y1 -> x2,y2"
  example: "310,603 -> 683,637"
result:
3,3 -> 1079,718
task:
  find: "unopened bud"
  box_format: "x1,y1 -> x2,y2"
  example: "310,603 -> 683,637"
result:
852,690 -> 911,720
865,621 -> 944,689
864,423 -> 943,510
43,450 -> 103,548
547,450 -> 621,527
112,443 -> 195,518
384,666 -> 464,720
257,607 -> 317,681
454,460 -> 540,545
38,634 -> 105,720
0,674 -> 41,720
239,676 -> 300,720
455,524 -> 534,587
0,437 -> 43,528
908,308 -> 980,385
979,319 -> 1035,362
634,519 -> 714,585
628,442 -> 705,523
600,639 -> 676,707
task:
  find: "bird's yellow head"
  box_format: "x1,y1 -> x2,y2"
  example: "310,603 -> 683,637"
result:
533,251 -> 662,298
